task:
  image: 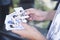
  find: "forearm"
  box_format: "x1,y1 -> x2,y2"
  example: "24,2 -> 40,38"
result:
31,32 -> 47,40
25,32 -> 47,40
26,27 -> 47,40
43,10 -> 56,21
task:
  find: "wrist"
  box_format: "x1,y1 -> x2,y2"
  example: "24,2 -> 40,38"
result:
33,34 -> 46,40
45,10 -> 56,21
30,32 -> 46,40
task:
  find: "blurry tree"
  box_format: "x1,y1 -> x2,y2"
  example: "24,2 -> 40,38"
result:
35,0 -> 51,11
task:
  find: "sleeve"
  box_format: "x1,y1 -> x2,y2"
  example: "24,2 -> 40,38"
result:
47,3 -> 60,40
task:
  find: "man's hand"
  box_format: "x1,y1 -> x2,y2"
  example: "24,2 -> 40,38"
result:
26,8 -> 55,21
12,23 -> 46,40
26,8 -> 47,21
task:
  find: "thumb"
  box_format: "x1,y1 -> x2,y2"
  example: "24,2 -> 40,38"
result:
21,23 -> 31,29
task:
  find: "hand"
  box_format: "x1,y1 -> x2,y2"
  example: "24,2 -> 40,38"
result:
12,23 -> 46,40
26,8 -> 47,21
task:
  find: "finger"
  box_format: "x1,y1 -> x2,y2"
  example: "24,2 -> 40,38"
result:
25,10 -> 30,15
27,18 -> 33,21
25,8 -> 35,15
27,14 -> 34,21
21,23 -> 32,29
25,9 -> 33,15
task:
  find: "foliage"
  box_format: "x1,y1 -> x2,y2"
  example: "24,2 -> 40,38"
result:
35,0 -> 51,11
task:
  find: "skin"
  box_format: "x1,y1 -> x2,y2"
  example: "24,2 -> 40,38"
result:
12,8 -> 56,40
12,23 -> 46,40
26,8 -> 55,21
